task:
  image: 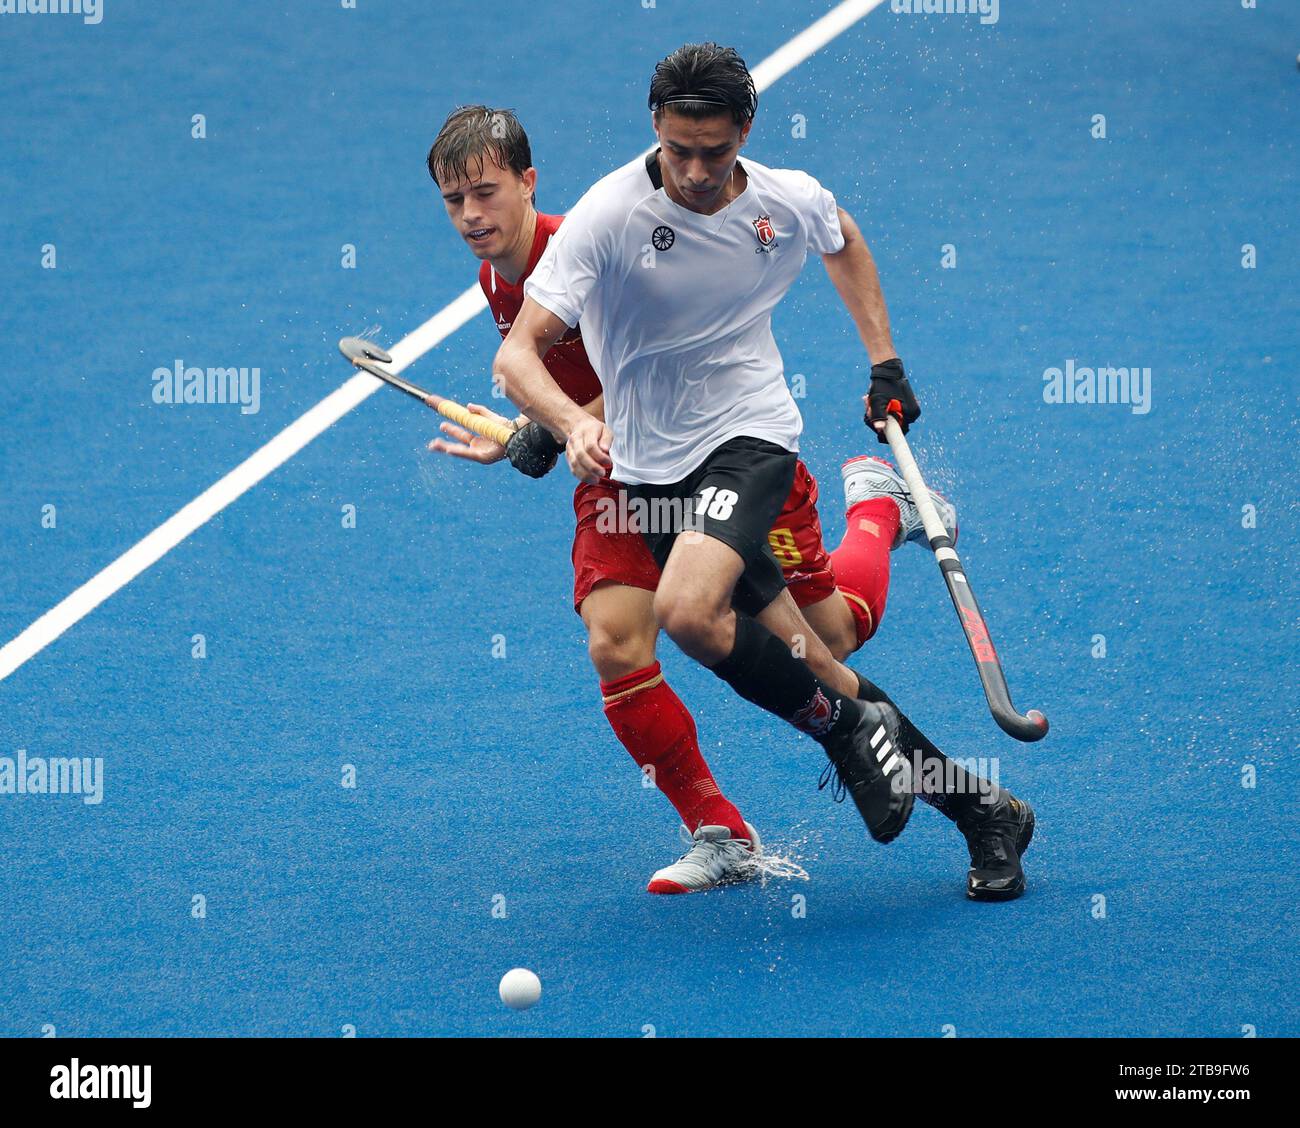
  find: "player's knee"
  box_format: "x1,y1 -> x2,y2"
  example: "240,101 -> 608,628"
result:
653,591 -> 725,657
586,624 -> 655,681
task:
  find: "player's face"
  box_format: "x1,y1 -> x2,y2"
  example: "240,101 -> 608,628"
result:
653,110 -> 752,214
437,154 -> 536,261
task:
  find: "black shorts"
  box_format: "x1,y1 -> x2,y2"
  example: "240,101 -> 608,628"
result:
628,435 -> 798,617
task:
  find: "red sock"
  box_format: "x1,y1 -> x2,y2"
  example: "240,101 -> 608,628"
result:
601,662 -> 747,839
830,498 -> 900,646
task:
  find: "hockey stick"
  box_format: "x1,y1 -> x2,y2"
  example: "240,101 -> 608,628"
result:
882,404 -> 1049,742
339,337 -> 517,447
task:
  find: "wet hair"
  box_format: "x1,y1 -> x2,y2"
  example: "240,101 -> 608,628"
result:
427,105 -> 533,187
648,43 -> 757,126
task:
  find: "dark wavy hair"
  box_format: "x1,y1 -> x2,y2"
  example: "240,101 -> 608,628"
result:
427,105 -> 533,187
648,43 -> 757,125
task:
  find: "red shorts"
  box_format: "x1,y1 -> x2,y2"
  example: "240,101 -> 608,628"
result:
571,459 -> 836,613
770,459 -> 838,608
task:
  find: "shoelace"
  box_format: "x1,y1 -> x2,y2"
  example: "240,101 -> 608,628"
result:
672,825 -> 753,863
966,810 -> 1018,866
817,761 -> 847,803
975,830 -> 1010,866
670,825 -> 699,864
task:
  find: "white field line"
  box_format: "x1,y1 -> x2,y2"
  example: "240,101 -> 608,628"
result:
0,0 -> 887,684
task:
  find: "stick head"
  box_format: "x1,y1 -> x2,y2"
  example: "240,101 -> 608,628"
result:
992,707 -> 1050,742
339,337 -> 393,366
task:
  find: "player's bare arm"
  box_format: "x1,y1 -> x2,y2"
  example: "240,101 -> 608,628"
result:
823,208 -> 898,366
821,207 -> 921,441
495,298 -> 614,483
822,206 -> 923,442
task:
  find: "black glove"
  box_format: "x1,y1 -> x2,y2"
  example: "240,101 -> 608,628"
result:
506,421 -> 566,479
864,358 -> 920,443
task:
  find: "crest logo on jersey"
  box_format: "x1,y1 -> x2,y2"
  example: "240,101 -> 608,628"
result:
651,225 -> 676,252
752,215 -> 776,246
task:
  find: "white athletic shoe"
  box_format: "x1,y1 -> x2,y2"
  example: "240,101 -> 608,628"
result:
646,822 -> 762,894
841,455 -> 958,551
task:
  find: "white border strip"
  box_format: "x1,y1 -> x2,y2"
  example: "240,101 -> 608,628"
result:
0,0 -> 886,684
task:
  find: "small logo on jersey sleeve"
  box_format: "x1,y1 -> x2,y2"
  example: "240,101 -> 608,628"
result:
752,215 -> 777,246
651,225 -> 676,252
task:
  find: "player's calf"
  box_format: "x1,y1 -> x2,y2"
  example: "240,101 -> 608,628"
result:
708,615 -> 915,844
756,587 -> 861,698
793,592 -> 860,665
601,660 -> 751,845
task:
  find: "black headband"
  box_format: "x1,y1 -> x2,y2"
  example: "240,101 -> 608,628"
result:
650,93 -> 731,110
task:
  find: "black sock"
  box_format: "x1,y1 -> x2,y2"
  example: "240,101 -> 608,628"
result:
709,615 -> 862,748
853,672 -> 993,819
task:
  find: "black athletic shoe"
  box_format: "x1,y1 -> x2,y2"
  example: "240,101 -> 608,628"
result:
819,701 -> 914,843
956,792 -> 1035,901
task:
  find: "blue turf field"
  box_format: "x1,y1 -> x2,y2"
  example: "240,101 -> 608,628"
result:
1,0 -> 1296,1037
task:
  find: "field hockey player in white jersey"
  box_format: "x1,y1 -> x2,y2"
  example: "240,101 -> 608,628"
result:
495,44 -> 1035,896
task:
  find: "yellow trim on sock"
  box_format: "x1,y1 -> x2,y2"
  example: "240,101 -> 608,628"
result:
601,672 -> 664,706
